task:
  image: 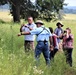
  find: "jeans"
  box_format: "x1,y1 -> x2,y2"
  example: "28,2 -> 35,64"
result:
35,41 -> 50,66
63,48 -> 73,67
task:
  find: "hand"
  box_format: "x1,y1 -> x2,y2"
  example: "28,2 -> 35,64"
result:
21,24 -> 25,26
50,45 -> 54,51
66,30 -> 69,33
21,24 -> 27,27
17,33 -> 21,36
24,25 -> 28,27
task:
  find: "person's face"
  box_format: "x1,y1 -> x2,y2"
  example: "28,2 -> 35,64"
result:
66,29 -> 71,34
36,23 -> 42,27
28,17 -> 33,24
58,24 -> 62,28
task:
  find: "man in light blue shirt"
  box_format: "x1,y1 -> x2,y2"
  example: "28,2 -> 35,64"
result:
18,20 -> 52,65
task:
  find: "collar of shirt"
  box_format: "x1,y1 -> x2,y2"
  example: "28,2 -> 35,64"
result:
27,22 -> 35,25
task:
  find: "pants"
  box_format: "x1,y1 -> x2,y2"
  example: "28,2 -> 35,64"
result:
50,49 -> 58,61
24,40 -> 34,52
63,48 -> 73,67
35,41 -> 50,66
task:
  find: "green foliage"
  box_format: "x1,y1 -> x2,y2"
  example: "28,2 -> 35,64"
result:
20,0 -> 65,21
0,21 -> 76,75
0,0 -> 66,22
0,0 -> 7,5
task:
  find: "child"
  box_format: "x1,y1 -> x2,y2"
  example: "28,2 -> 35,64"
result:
49,27 -> 59,61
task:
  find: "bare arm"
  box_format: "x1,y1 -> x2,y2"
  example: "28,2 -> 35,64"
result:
49,36 -> 53,45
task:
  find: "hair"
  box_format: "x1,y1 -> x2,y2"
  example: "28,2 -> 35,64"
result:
66,27 -> 71,33
49,27 -> 53,33
28,16 -> 33,19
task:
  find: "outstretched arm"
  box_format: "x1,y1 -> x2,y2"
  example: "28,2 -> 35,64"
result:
18,32 -> 31,36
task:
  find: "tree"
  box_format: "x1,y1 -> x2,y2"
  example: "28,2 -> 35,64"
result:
0,0 -> 7,5
20,0 -> 39,21
36,0 -> 65,21
20,0 -> 65,21
0,0 -> 66,22
9,0 -> 27,22
0,0 -> 27,22
0,0 -> 21,22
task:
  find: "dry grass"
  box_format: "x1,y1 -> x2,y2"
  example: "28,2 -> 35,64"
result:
0,11 -> 76,22
64,14 -> 76,20
0,11 -> 12,22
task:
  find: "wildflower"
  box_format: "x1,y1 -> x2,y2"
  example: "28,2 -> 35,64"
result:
33,66 -> 44,74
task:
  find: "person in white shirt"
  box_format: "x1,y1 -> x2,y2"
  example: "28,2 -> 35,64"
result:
20,17 -> 36,52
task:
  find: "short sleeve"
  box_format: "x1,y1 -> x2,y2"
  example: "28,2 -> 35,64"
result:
22,26 -> 25,31
54,28 -> 57,34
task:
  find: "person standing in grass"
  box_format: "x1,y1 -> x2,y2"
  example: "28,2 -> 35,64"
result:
18,20 -> 52,66
62,28 -> 73,67
20,17 -> 36,52
49,27 -> 59,61
54,22 -> 64,51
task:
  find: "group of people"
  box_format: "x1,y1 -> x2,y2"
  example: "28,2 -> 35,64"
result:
18,16 -> 73,67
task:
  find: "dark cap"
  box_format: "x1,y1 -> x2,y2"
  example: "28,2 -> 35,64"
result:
56,22 -> 64,27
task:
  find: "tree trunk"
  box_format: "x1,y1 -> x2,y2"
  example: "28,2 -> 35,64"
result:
12,5 -> 20,22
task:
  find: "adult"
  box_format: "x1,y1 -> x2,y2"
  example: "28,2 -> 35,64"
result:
20,17 -> 36,52
62,28 -> 73,67
54,22 -> 64,51
18,20 -> 52,65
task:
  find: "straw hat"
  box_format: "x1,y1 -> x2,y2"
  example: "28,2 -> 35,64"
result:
35,20 -> 44,25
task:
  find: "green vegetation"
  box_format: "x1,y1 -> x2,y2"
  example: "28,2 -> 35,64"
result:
0,11 -> 76,75
0,19 -> 76,75
0,0 -> 65,22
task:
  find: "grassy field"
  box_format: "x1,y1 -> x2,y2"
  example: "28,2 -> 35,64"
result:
0,11 -> 76,75
0,11 -> 12,22
64,14 -> 76,20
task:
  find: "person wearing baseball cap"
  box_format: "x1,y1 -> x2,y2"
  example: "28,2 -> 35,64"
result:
18,20 -> 52,66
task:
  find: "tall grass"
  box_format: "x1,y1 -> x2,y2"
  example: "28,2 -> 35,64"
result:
0,21 -> 76,75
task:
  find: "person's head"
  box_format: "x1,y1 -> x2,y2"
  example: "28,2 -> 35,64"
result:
35,20 -> 44,27
66,27 -> 71,34
49,27 -> 53,33
27,16 -> 33,24
56,22 -> 64,28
